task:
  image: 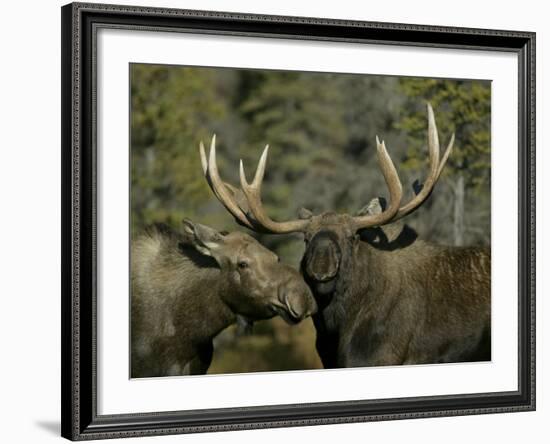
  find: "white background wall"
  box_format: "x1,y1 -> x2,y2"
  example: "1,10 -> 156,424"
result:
0,0 -> 545,443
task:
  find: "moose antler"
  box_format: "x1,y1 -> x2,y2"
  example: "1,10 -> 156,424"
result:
235,137 -> 403,233
238,146 -> 311,234
349,137 -> 404,230
199,135 -> 256,230
199,135 -> 306,233
200,103 -> 453,234
388,103 -> 454,222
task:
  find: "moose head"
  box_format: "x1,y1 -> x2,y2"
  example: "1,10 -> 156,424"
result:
181,219 -> 317,324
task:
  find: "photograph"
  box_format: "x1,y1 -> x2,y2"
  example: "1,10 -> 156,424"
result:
129,64 -> 492,378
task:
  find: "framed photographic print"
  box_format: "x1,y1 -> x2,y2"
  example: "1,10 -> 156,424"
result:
61,2 -> 536,440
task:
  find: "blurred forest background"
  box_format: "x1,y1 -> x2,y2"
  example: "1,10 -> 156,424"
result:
130,63 -> 491,375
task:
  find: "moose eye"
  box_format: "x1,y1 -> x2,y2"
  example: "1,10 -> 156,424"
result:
237,261 -> 249,269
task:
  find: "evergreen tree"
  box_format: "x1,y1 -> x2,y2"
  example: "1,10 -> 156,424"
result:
397,78 -> 491,245
130,64 -> 228,230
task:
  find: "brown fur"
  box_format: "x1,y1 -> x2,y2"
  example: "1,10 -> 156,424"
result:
131,222 -> 316,377
301,214 -> 491,368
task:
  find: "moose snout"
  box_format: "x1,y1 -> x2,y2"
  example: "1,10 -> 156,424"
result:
278,282 -> 317,322
304,234 -> 341,283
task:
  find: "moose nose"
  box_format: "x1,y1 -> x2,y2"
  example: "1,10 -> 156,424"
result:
305,237 -> 340,282
280,285 -> 317,320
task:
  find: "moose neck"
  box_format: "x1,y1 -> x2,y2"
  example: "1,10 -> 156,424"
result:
312,240 -> 386,333
179,269 -> 237,343
211,275 -> 240,334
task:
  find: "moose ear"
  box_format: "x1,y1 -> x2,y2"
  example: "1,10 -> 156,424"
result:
298,207 -> 313,220
181,219 -> 225,258
356,197 -> 386,217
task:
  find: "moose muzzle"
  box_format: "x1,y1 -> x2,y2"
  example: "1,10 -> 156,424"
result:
304,231 -> 342,283
275,267 -> 317,323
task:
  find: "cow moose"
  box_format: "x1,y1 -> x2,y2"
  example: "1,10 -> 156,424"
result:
131,219 -> 317,377
199,104 -> 491,368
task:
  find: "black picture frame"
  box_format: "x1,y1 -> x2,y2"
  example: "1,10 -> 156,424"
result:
61,2 -> 536,440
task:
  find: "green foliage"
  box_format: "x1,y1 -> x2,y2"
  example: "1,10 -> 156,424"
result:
397,78 -> 491,190
130,64 -> 228,231
208,318 -> 322,374
239,71 -> 347,216
395,78 -> 491,245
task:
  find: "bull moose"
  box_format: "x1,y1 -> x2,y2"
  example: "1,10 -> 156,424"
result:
199,104 -> 491,368
131,219 -> 317,377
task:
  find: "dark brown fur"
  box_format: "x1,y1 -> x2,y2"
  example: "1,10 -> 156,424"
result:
300,212 -> 491,368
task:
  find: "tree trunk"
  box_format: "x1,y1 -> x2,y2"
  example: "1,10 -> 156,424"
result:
453,175 -> 465,246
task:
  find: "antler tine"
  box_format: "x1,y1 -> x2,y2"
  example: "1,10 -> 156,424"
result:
199,141 -> 208,175
239,144 -> 269,191
352,136 -> 403,230
253,144 -> 269,187
390,103 -> 452,221
437,132 -> 454,181
239,146 -> 310,234
200,135 -> 254,229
